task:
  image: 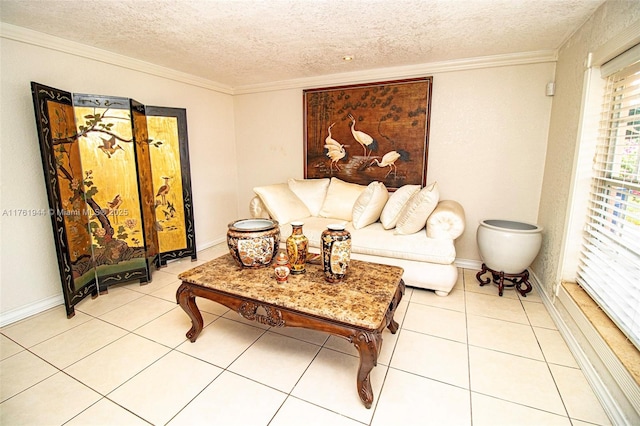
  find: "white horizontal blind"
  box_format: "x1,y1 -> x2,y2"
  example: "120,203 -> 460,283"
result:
577,59 -> 640,350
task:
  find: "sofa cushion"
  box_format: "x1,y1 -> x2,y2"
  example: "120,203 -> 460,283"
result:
350,222 -> 456,264
395,181 -> 439,235
287,178 -> 330,216
352,181 -> 389,229
253,183 -> 311,224
279,216 -> 339,245
380,184 -> 421,229
282,218 -> 456,265
318,177 -> 367,221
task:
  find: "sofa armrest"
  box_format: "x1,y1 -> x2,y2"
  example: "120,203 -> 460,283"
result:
249,196 -> 271,219
426,200 -> 465,240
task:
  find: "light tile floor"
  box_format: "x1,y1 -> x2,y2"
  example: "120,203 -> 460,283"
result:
1,245 -> 612,425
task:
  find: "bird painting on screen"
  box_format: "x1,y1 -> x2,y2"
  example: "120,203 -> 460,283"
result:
106,194 -> 123,223
324,123 -> 348,172
156,176 -> 171,206
97,135 -> 124,158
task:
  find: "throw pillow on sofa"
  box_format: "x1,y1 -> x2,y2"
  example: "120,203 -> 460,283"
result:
380,184 -> 421,229
395,181 -> 440,235
287,178 -> 330,216
253,183 -> 311,224
352,181 -> 389,229
318,177 -> 367,221
426,199 -> 466,239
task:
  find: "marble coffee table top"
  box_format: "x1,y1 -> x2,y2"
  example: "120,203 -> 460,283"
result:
178,254 -> 404,330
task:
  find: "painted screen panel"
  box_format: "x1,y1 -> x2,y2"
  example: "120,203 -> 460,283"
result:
73,96 -> 148,288
147,115 -> 187,253
31,82 -> 98,317
131,100 -> 159,271
146,106 -> 196,265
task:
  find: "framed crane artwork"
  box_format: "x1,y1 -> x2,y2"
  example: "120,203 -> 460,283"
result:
303,77 -> 433,190
31,82 -> 196,317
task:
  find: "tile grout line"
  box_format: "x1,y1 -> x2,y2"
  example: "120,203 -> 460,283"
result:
462,268 -> 475,425
1,258 -> 606,425
366,287 -> 413,425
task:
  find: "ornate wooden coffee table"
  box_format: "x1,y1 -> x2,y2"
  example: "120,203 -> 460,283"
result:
177,254 -> 404,409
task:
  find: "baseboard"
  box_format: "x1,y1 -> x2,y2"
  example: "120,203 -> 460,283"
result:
196,236 -> 225,253
454,258 -> 483,270
530,271 -> 640,425
1,240 -> 227,327
0,294 -> 64,328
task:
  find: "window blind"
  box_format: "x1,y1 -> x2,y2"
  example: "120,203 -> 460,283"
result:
577,55 -> 640,350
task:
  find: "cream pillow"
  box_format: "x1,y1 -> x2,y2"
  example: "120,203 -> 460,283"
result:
380,184 -> 421,229
395,182 -> 440,235
352,181 -> 389,229
426,199 -> 466,239
318,177 -> 367,221
253,183 -> 311,224
287,178 -> 330,216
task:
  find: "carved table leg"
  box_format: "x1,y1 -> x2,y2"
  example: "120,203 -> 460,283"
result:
351,330 -> 381,409
176,282 -> 203,342
385,280 -> 405,334
387,316 -> 400,334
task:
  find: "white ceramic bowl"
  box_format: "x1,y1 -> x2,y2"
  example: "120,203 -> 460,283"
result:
476,219 -> 543,274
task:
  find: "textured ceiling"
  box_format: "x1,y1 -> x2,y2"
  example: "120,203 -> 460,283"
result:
0,0 -> 604,88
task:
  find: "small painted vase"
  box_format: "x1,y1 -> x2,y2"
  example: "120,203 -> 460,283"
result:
321,224 -> 351,283
273,251 -> 291,284
286,221 -> 308,274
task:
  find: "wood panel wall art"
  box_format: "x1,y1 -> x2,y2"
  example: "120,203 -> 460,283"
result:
304,77 -> 433,189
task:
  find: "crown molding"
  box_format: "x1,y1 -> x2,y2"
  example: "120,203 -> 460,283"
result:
233,50 -> 558,95
2,22 -> 557,97
0,22 -> 234,95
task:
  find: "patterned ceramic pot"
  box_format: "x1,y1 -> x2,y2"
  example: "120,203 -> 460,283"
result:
321,224 -> 352,283
273,251 -> 291,283
286,221 -> 308,274
227,218 -> 280,268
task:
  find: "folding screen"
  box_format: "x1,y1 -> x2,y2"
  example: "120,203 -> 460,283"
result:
146,106 -> 197,266
31,82 -> 196,317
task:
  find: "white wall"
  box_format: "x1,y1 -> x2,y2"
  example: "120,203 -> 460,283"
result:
0,25 -> 557,324
234,89 -> 304,211
0,37 -> 237,322
533,1 -> 640,295
235,63 -> 555,261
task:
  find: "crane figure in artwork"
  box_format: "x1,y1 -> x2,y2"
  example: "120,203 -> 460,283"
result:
324,123 -> 348,172
156,176 -> 171,205
97,135 -> 124,158
369,150 -> 410,178
348,113 -> 378,157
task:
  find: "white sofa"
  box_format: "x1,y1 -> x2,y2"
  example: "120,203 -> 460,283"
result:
249,177 -> 466,296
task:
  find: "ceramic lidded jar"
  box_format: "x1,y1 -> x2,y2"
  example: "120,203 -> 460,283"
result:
273,251 -> 291,283
227,218 -> 280,268
286,221 -> 308,274
321,224 -> 352,283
